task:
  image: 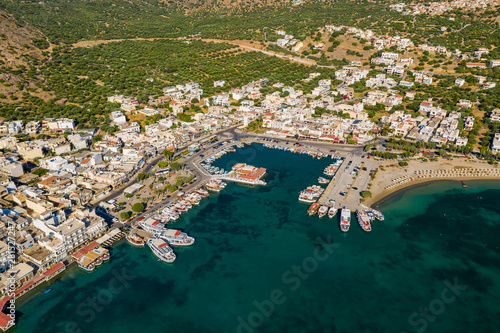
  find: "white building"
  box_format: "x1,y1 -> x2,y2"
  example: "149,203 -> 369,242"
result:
56,118 -> 76,130
491,133 -> 500,154
39,156 -> 75,173
110,111 -> 127,124
213,80 -> 225,87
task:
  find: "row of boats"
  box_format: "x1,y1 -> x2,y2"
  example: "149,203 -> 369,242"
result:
262,143 -> 340,160
130,180 -> 231,262
298,185 -> 325,203
324,159 -> 343,176
135,220 -> 196,263
204,179 -> 227,192
354,207 -> 384,232
201,146 -> 236,175
307,200 -> 338,219
307,205 -> 384,232
153,189 -> 211,222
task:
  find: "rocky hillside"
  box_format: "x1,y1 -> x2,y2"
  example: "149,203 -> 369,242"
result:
0,9 -> 48,69
0,10 -> 51,102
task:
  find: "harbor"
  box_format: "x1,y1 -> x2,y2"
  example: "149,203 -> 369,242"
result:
292,147 -> 385,231
10,139 -> 500,333
123,161 -> 267,263
196,140 -> 386,231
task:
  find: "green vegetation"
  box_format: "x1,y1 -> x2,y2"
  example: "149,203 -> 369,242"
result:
3,0 -> 498,54
162,149 -> 174,160
246,116 -> 263,132
361,191 -> 372,198
0,0 -> 409,44
0,39 -> 339,126
175,175 -> 194,187
177,113 -> 195,122
137,173 -> 152,180
170,162 -> 183,170
158,161 -> 170,168
32,168 -> 47,177
120,212 -> 130,220
132,203 -> 144,213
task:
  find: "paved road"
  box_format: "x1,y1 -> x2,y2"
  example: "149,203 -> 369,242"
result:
235,131 -> 367,154
127,135 -> 240,224
91,154 -> 163,209
92,124 -> 241,210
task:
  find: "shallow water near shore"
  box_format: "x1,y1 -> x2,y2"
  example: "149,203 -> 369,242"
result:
13,144 -> 500,333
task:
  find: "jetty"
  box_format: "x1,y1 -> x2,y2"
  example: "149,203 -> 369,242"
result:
317,155 -> 371,211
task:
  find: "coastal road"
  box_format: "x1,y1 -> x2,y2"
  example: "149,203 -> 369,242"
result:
234,130 -> 366,155
127,136 -> 240,223
92,124 -> 241,210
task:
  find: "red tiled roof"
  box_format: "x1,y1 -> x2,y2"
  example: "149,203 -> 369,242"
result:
43,262 -> 65,277
240,167 -> 266,181
0,297 -> 12,313
72,242 -> 99,259
0,312 -> 12,328
39,176 -> 59,186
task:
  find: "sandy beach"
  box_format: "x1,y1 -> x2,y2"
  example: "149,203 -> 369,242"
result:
365,157 -> 500,207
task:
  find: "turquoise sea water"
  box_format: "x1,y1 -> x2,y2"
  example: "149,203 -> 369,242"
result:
13,144 -> 500,333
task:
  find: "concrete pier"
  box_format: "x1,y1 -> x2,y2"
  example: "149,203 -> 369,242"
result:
317,154 -> 376,211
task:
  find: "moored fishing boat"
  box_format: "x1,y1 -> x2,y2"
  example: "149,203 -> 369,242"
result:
328,201 -> 337,218
298,192 -> 317,203
318,177 -> 329,184
340,208 -> 351,232
147,238 -> 176,263
308,203 -> 320,216
356,210 -> 372,232
126,233 -> 145,246
195,188 -> 210,197
371,209 -> 385,221
318,205 -> 328,218
156,229 -> 195,246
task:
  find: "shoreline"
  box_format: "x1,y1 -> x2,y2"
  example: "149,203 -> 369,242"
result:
366,175 -> 500,208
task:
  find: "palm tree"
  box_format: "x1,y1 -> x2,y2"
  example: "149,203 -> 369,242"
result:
163,149 -> 174,162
